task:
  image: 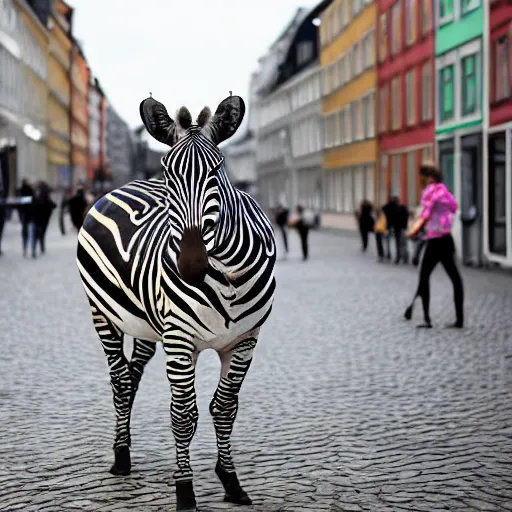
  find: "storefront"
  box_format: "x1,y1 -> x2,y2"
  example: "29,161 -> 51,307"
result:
485,125 -> 512,266
436,128 -> 484,266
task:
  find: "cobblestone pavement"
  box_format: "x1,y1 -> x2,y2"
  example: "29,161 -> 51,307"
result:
1,219 -> 512,512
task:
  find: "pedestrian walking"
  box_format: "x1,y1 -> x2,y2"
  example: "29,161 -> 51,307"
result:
275,204 -> 289,254
355,200 -> 374,252
17,179 -> 35,257
404,161 -> 464,329
382,196 -> 398,261
67,185 -> 88,231
290,204 -> 312,261
374,207 -> 387,262
395,199 -> 410,264
32,182 -> 56,255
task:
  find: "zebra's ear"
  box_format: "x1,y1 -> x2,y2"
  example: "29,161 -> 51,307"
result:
139,96 -> 177,146
203,95 -> 245,145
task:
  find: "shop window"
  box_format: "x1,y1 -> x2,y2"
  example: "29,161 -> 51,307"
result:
488,133 -> 507,256
439,64 -> 455,122
461,53 -> 479,116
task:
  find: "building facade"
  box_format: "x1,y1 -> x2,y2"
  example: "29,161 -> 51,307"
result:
255,1 -> 332,213
70,43 -> 89,186
47,0 -> 73,189
435,0 -> 484,264
1,0 -> 49,195
377,0 -> 435,209
486,0 -> 512,265
319,0 -> 377,230
88,77 -> 107,186
106,104 -> 133,189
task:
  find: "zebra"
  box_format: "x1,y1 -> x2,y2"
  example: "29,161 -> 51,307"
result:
76,94 -> 276,511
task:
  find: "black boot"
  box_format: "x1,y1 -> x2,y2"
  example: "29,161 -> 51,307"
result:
215,459 -> 252,505
176,480 -> 197,511
110,446 -> 131,475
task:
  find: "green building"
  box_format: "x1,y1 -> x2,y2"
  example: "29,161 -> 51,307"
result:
435,0 -> 484,266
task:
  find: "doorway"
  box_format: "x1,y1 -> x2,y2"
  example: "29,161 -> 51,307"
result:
460,133 -> 483,266
488,132 -> 507,256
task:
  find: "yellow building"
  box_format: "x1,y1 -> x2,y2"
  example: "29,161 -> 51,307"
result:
16,0 -> 50,185
319,0 -> 377,229
47,0 -> 73,189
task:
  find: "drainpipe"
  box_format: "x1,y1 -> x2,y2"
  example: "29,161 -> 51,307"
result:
481,0 -> 490,259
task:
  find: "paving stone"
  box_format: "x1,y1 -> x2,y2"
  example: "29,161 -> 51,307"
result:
0,220 -> 512,511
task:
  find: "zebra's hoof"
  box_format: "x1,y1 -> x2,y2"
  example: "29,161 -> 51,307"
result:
216,460 -> 252,505
176,480 -> 197,511
110,446 -> 131,476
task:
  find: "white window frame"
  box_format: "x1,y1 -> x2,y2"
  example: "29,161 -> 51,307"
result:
435,38 -> 482,130
437,0 -> 456,27
406,68 -> 416,126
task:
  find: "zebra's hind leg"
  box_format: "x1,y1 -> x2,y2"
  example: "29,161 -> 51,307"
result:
90,304 -> 133,476
211,331 -> 259,506
128,338 -> 157,411
162,326 -> 199,512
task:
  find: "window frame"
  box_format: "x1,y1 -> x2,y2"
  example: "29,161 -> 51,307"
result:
494,35 -> 510,103
460,0 -> 480,17
406,68 -> 417,126
421,0 -> 432,36
405,0 -> 417,46
391,76 -> 402,131
391,0 -> 402,57
461,52 -> 478,116
438,0 -> 455,26
421,60 -> 433,121
379,12 -> 388,63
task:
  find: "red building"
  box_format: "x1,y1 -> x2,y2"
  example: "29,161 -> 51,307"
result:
486,0 -> 512,265
376,0 -> 435,207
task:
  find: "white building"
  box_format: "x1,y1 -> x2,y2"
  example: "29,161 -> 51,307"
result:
0,0 -> 48,195
252,1 -> 332,213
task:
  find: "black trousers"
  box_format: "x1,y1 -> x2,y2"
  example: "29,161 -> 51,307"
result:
35,219 -> 50,254
413,234 -> 464,324
375,233 -> 385,259
360,228 -> 369,251
298,226 -> 309,260
278,225 -> 288,253
0,205 -> 5,253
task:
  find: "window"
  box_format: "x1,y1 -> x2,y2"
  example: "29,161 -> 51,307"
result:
364,92 -> 376,138
343,169 -> 353,212
333,113 -> 341,146
322,68 -> 330,95
391,76 -> 402,130
330,62 -> 339,91
406,0 -> 417,46
379,13 -> 388,62
439,140 -> 455,193
340,0 -> 347,28
351,102 -> 357,141
461,0 -> 480,15
379,154 -> 389,204
339,109 -> 346,144
346,48 -> 352,82
439,64 -> 454,122
364,29 -> 375,68
353,0 -> 362,17
421,0 -> 432,35
345,105 -> 352,143
406,69 -> 416,125
439,0 -> 453,23
422,145 -> 433,164
421,60 -> 433,121
356,99 -> 364,140
391,1 -> 402,56
392,155 -> 401,196
339,54 -> 346,86
352,42 -> 361,76
494,37 -> 510,102
461,53 -> 478,116
379,84 -> 389,133
297,41 -> 313,66
407,151 -> 417,206
324,117 -> 332,148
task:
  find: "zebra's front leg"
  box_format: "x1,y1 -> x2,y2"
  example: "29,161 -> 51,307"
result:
211,331 -> 258,506
163,327 -> 199,512
90,305 -> 133,476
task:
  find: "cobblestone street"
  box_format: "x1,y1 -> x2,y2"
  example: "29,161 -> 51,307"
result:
1,220 -> 512,512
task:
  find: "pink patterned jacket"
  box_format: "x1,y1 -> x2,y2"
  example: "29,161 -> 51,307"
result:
420,183 -> 458,240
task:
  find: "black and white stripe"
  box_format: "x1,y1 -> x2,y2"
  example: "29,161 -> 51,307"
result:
76,95 -> 276,500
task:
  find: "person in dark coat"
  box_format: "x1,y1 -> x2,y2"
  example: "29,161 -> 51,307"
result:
67,186 -> 88,231
396,199 -> 410,264
294,204 -> 310,261
275,204 -> 289,254
32,182 -> 56,256
355,200 -> 374,252
17,179 -> 35,257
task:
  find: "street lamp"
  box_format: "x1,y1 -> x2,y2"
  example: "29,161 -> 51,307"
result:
279,127 -> 298,209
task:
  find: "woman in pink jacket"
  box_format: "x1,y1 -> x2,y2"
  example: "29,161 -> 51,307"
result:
404,161 -> 464,329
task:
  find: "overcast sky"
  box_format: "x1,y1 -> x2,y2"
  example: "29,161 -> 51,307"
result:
69,0 -> 319,150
